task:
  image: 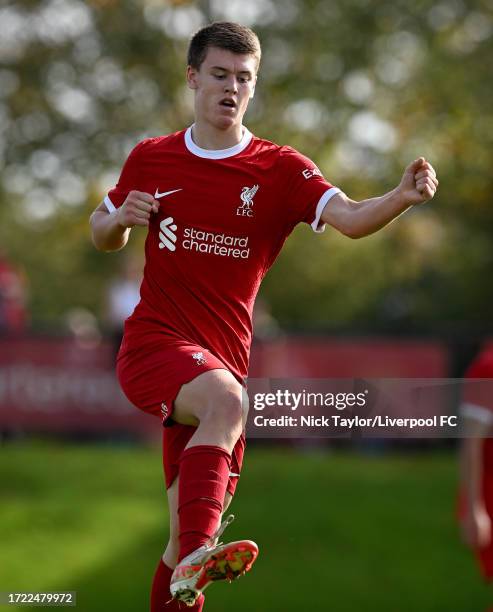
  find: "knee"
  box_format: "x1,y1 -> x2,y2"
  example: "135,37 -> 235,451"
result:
175,370 -> 246,434
203,382 -> 244,435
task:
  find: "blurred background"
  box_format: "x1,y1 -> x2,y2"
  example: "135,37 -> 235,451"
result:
1,0 -> 492,609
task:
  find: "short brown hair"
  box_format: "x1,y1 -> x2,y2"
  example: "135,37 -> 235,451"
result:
187,22 -> 261,71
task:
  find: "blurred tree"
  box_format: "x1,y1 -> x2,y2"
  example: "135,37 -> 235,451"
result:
0,0 -> 492,331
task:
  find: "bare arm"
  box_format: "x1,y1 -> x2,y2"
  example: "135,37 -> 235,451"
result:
89,190 -> 159,252
460,415 -> 491,549
321,158 -> 438,238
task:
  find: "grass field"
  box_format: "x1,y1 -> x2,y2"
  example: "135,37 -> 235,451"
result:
0,440 -> 490,611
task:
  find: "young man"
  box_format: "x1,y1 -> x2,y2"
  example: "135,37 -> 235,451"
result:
90,22 -> 438,610
459,346 -> 493,585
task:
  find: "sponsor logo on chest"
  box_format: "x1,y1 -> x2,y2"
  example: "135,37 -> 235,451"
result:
158,219 -> 250,259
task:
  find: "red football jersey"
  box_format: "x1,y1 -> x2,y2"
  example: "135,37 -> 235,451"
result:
104,126 -> 341,380
461,347 -> 493,475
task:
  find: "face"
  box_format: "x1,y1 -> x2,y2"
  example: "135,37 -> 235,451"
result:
187,46 -> 258,131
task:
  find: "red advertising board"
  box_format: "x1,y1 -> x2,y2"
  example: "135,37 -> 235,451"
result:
0,336 -> 449,441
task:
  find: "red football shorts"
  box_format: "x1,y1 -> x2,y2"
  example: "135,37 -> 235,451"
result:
116,339 -> 246,496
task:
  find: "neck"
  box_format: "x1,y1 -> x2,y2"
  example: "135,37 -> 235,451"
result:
191,121 -> 244,151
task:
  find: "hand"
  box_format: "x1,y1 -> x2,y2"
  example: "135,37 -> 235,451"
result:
116,190 -> 160,228
461,505 -> 492,549
397,157 -> 439,206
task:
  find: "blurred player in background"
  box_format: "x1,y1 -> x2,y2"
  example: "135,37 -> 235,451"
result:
0,249 -> 29,335
89,21 -> 438,610
459,345 -> 493,588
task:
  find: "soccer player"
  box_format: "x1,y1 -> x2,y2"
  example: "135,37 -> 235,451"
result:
459,346 -> 493,585
89,22 -> 438,610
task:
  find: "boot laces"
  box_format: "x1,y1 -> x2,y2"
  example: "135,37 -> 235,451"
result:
205,514 -> 235,549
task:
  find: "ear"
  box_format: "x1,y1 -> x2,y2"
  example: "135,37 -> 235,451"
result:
250,75 -> 257,99
186,65 -> 198,90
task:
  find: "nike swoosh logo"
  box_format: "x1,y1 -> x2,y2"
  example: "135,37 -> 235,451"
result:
154,188 -> 182,200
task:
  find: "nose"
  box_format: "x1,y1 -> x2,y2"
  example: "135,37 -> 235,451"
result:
224,76 -> 238,94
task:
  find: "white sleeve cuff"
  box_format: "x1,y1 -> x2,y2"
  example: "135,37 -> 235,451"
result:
460,402 -> 493,425
310,187 -> 342,233
104,195 -> 117,213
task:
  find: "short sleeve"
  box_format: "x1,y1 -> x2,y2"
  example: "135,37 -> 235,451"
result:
460,351 -> 493,424
277,146 -> 342,233
104,139 -> 149,212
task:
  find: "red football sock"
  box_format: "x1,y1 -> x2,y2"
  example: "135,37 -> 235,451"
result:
178,445 -> 231,561
150,558 -> 204,611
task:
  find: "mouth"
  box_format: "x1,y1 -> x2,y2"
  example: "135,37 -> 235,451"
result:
219,98 -> 237,110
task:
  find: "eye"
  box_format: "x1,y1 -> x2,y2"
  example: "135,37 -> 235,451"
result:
213,73 -> 226,79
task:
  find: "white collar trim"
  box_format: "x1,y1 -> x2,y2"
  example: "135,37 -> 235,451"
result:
184,124 -> 252,159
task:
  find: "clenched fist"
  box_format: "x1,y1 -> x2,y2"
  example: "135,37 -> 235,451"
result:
398,157 -> 439,206
117,190 -> 160,228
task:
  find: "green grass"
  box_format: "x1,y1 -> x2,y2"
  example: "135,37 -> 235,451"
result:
0,441 -> 490,611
